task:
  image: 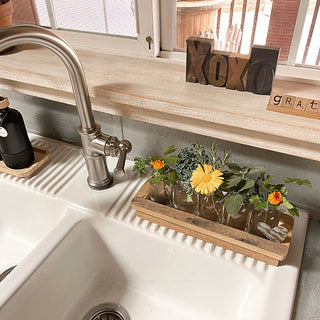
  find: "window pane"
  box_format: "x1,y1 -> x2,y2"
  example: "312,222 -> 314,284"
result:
51,0 -> 137,37
12,0 -> 50,26
175,0 -> 314,65
296,0 -> 320,66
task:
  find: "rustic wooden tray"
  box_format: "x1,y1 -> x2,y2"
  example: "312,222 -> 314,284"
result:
131,181 -> 294,266
0,146 -> 50,178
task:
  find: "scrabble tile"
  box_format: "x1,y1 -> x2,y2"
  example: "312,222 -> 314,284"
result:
293,98 -> 308,111
281,95 -> 296,108
268,94 -> 283,107
305,99 -> 320,112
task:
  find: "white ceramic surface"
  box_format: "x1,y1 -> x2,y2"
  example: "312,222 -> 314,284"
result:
0,135 -> 310,320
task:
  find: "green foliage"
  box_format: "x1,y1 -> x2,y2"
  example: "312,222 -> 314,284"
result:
224,194 -> 243,216
133,145 -> 179,187
249,173 -> 312,217
219,163 -> 265,216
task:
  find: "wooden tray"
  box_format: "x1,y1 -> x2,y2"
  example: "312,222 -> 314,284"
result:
132,181 -> 294,266
0,146 -> 50,178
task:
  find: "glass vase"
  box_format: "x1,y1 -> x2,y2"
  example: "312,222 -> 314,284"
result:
198,194 -> 221,222
248,207 -> 280,238
224,199 -> 253,231
149,181 -> 172,206
172,180 -> 197,215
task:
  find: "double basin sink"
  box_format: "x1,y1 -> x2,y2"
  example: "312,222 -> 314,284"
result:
0,136 -> 309,320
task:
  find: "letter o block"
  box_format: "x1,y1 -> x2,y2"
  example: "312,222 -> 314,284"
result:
208,55 -> 228,87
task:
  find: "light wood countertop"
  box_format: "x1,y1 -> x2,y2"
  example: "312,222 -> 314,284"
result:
0,45 -> 320,161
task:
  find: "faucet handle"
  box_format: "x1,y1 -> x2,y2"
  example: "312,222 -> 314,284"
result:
113,140 -> 132,177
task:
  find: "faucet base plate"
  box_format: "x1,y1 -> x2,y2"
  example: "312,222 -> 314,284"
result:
87,176 -> 113,190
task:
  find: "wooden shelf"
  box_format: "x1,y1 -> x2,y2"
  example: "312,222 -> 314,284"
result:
1,45 -> 320,161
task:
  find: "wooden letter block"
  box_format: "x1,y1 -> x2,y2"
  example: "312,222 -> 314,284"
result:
305,99 -> 320,112
186,37 -> 213,85
268,94 -> 283,107
246,45 -> 280,95
226,53 -> 249,91
293,98 -> 308,111
281,95 -> 296,109
208,54 -> 228,87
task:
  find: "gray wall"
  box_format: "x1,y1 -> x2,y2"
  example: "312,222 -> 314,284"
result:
3,89 -> 319,219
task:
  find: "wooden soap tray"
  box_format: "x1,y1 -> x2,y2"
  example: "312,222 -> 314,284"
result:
131,181 -> 294,266
0,146 -> 50,178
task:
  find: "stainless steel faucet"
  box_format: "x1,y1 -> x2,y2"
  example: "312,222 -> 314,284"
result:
0,25 -> 132,190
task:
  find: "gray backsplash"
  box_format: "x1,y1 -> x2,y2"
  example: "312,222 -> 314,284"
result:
3,89 -> 319,219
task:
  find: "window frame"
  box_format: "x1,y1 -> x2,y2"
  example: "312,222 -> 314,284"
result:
42,0 -> 160,57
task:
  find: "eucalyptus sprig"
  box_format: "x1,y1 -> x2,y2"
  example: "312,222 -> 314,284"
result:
249,173 -> 312,216
133,145 -> 179,187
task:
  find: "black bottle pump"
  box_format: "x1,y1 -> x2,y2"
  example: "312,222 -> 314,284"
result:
0,96 -> 34,169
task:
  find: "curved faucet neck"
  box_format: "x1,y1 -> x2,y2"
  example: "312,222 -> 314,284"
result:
0,25 -> 96,132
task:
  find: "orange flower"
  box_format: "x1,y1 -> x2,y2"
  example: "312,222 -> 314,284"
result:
150,160 -> 165,170
268,191 -> 283,205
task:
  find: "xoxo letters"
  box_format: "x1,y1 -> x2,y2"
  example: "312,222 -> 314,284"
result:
186,37 -> 280,95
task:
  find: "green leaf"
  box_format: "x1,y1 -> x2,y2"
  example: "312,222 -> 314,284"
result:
247,167 -> 266,175
164,145 -> 176,156
226,163 -> 242,173
254,200 -> 267,210
282,197 -> 294,210
224,194 -> 243,216
249,194 -> 259,204
238,178 -> 255,193
284,177 -> 312,188
150,156 -> 162,161
224,175 -> 242,188
164,155 -> 179,165
263,175 -> 272,187
288,207 -> 299,217
150,175 -> 162,184
166,171 -> 178,186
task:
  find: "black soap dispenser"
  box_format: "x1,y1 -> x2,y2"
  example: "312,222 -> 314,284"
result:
0,96 -> 34,169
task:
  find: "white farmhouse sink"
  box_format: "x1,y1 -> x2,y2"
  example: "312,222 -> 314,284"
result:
0,136 -> 310,320
0,206 -> 309,320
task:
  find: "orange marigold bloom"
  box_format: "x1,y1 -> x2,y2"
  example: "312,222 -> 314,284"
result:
150,160 -> 165,170
268,191 -> 283,205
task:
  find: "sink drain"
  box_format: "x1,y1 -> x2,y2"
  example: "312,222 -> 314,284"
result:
83,303 -> 130,320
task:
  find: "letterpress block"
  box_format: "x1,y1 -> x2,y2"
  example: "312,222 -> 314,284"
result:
305,99 -> 320,112
226,53 -> 250,91
268,94 -> 283,107
186,37 -> 214,85
281,95 -> 296,108
293,98 -> 308,111
246,45 -> 280,95
207,54 -> 228,87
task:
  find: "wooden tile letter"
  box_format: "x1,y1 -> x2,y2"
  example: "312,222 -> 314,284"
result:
226,54 -> 249,91
208,54 -> 228,87
186,37 -> 213,85
305,99 -> 320,112
246,45 -> 280,95
268,94 -> 283,107
293,98 -> 308,111
281,95 -> 295,108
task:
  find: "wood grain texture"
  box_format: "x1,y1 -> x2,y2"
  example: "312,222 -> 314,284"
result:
131,181 -> 294,266
226,53 -> 249,91
0,146 -> 49,178
1,46 -> 320,161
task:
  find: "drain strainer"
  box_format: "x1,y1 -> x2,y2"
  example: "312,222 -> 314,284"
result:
83,303 -> 130,320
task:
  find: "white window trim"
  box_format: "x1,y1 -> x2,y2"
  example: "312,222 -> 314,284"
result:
45,0 -> 160,57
